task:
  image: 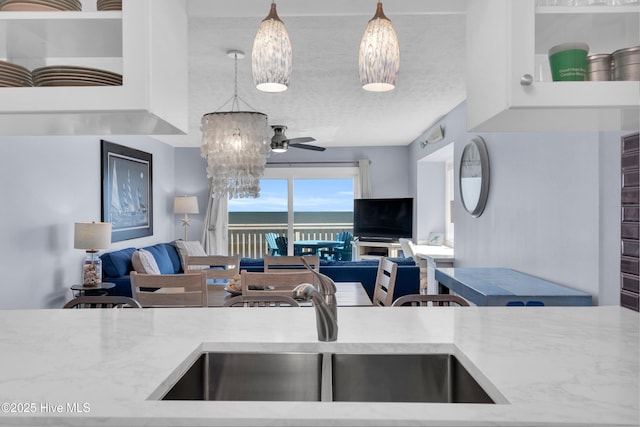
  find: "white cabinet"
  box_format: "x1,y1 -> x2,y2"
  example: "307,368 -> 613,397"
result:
0,0 -> 187,135
466,0 -> 639,132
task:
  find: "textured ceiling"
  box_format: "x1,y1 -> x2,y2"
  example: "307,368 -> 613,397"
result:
165,0 -> 467,148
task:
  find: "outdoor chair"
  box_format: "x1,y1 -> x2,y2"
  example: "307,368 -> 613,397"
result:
320,231 -> 353,261
265,232 -> 280,255
275,236 -> 288,256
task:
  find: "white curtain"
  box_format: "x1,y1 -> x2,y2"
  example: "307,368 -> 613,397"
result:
201,178 -> 229,255
359,159 -> 372,198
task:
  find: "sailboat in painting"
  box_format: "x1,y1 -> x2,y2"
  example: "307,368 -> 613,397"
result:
109,159 -> 149,229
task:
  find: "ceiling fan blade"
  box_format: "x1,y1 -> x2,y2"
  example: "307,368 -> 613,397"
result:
287,137 -> 316,144
289,143 -> 326,151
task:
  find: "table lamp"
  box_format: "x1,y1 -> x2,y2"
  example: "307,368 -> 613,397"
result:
174,195 -> 199,241
74,222 -> 112,286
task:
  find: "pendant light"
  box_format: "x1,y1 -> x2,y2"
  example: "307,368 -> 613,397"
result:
252,1 -> 292,93
358,2 -> 400,92
200,50 -> 270,199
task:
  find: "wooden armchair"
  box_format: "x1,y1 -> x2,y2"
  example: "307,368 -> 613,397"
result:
63,296 -> 142,309
372,257 -> 398,307
264,254 -> 320,272
223,295 -> 300,307
130,271 -> 207,307
392,294 -> 470,307
185,255 -> 240,285
241,270 -> 315,297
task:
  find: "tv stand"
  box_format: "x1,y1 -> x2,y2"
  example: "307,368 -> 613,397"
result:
354,240 -> 401,260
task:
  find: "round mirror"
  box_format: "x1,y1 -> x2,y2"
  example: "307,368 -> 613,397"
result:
459,136 -> 490,217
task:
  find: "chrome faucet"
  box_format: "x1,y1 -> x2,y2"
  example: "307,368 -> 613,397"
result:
293,258 -> 338,342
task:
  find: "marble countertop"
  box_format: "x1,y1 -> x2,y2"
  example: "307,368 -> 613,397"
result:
0,306 -> 637,426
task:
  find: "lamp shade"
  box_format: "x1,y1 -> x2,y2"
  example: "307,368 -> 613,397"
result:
74,222 -> 112,251
358,1 -> 400,92
174,196 -> 199,215
252,2 -> 292,93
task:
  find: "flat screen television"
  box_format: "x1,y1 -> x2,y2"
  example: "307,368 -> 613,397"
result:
353,197 -> 413,242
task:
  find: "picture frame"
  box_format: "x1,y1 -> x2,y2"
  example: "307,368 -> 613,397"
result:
101,140 -> 153,242
427,232 -> 444,246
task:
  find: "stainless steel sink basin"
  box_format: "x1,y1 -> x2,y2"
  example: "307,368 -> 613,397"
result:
160,351 -> 495,403
331,353 -> 494,403
162,352 -> 323,401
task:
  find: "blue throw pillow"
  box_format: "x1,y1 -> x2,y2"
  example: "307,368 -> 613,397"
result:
100,247 -> 136,278
164,243 -> 183,273
142,244 -> 174,274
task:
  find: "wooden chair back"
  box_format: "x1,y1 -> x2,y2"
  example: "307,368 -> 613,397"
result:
241,270 -> 315,296
63,296 -> 142,309
185,255 -> 240,283
372,257 -> 398,307
130,271 -> 207,307
223,295 -> 300,307
391,294 -> 470,307
264,254 -> 320,272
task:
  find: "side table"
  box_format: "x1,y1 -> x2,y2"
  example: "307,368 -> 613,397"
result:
70,282 -> 115,297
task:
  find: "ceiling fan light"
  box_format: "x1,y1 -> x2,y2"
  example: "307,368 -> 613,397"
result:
358,2 -> 400,92
270,145 -> 288,153
252,2 -> 292,93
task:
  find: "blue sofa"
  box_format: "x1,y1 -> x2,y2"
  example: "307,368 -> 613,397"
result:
100,242 -> 420,301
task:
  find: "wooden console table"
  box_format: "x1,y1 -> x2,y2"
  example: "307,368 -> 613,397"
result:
435,268 -> 592,307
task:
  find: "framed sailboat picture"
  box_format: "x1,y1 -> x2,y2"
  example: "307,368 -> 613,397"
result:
101,140 -> 153,242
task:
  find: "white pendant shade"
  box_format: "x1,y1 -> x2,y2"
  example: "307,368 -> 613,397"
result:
358,2 -> 400,92
252,2 -> 292,93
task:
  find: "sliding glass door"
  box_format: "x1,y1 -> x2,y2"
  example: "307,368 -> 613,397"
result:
228,167 -> 358,257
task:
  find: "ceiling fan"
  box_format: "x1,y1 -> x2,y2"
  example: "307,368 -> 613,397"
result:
270,125 -> 325,153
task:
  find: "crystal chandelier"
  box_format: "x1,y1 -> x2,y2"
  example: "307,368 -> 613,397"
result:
252,1 -> 292,93
201,50 -> 270,199
358,2 -> 400,92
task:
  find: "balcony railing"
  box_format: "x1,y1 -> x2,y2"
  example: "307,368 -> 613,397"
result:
228,223 -> 353,258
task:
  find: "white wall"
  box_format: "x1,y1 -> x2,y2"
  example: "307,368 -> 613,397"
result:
0,135 -> 176,309
409,101 -> 625,305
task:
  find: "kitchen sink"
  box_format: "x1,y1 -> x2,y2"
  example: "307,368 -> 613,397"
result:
160,351 -> 495,403
162,352 -> 323,401
331,353 -> 494,403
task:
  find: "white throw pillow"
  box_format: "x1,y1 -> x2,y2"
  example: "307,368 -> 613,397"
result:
174,240 -> 208,271
131,249 -> 161,275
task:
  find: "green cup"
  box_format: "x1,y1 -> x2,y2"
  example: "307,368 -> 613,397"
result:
548,42 -> 589,81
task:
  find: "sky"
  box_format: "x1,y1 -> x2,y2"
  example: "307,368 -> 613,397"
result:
229,178 -> 354,212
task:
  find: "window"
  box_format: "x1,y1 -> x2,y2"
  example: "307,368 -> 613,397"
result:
228,167 -> 359,256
